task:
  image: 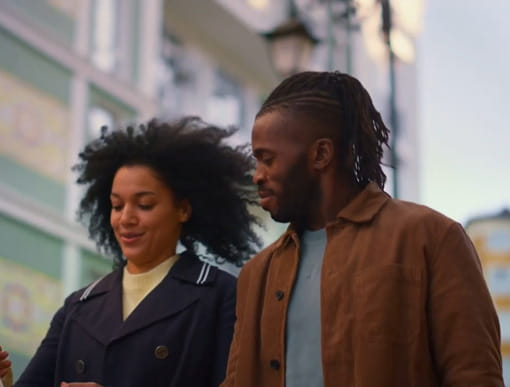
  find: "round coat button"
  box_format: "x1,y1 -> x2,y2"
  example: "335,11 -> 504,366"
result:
75,359 -> 86,374
270,359 -> 280,370
154,345 -> 169,359
275,290 -> 284,301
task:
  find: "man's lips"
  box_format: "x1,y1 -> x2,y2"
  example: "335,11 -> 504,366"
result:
258,189 -> 274,208
258,189 -> 273,199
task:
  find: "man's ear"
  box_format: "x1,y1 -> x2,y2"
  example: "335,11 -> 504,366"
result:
179,199 -> 192,223
310,138 -> 335,171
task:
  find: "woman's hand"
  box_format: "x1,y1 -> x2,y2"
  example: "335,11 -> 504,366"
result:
0,346 -> 12,379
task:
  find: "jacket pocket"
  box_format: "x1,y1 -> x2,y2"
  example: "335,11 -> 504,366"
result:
353,264 -> 422,344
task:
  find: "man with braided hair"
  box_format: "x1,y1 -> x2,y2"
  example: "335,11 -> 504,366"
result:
221,71 -> 503,387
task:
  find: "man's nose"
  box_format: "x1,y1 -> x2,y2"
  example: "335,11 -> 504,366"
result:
252,165 -> 265,185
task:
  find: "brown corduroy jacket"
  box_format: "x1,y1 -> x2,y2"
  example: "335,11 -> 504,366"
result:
221,183 -> 503,387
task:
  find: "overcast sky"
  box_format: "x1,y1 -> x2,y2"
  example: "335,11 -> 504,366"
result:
418,0 -> 510,224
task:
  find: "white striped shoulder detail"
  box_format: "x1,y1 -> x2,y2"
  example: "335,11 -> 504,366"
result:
196,262 -> 212,285
79,276 -> 105,301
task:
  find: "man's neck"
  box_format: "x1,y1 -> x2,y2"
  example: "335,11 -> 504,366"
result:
306,172 -> 360,230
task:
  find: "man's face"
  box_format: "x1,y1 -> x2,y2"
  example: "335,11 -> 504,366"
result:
251,110 -> 319,225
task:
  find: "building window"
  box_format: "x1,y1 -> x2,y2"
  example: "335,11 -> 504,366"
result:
488,229 -> 510,252
486,266 -> 510,296
157,30 -> 196,119
91,0 -> 118,72
87,106 -> 115,140
206,70 -> 244,127
503,358 -> 510,386
498,312 -> 510,342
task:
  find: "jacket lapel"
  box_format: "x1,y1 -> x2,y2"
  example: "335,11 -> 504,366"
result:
111,252 -> 214,342
71,270 -> 124,346
69,253 -> 215,345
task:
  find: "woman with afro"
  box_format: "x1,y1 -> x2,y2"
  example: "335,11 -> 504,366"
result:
1,117 -> 261,387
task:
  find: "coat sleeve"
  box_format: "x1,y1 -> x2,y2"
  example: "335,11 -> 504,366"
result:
211,275 -> 237,387
14,301 -> 68,387
220,266 -> 250,387
428,222 -> 504,386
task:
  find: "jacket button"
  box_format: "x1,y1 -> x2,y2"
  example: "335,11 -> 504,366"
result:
270,359 -> 280,370
154,345 -> 169,359
275,290 -> 284,301
75,359 -> 86,374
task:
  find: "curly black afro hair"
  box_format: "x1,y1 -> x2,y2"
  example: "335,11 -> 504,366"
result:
73,116 -> 262,267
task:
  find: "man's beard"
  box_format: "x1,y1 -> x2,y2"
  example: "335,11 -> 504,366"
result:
271,156 -> 320,228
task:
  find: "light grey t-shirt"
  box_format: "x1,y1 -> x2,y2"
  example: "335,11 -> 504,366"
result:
285,228 -> 327,387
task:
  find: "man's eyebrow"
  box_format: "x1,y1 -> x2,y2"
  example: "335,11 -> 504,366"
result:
252,148 -> 272,158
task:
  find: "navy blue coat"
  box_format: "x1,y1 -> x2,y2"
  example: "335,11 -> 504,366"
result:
15,252 -> 236,387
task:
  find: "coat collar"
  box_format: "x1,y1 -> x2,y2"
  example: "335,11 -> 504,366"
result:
335,182 -> 390,223
77,250 -> 218,302
275,182 -> 390,250
169,250 -> 218,285
71,251 -> 218,345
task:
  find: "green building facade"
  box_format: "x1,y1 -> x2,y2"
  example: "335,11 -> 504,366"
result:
0,0 -> 280,379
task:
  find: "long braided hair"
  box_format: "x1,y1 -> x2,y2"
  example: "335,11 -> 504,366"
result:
256,71 -> 390,189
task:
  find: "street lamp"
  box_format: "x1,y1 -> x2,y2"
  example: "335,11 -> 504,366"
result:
380,0 -> 399,198
261,0 -> 319,78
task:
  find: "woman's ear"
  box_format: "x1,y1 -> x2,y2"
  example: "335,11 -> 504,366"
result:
179,199 -> 192,223
311,138 -> 335,171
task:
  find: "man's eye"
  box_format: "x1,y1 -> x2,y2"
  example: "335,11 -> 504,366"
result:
262,157 -> 273,165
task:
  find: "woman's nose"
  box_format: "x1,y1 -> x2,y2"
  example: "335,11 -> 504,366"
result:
119,206 -> 137,225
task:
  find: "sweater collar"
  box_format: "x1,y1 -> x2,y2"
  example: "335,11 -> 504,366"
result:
275,182 -> 390,249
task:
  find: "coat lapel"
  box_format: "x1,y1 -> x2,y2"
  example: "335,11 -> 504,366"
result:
71,270 -> 124,346
111,252 -> 215,343
69,252 -> 216,345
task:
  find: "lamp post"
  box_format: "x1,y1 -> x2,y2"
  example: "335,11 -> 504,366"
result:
261,0 -> 319,79
380,0 -> 399,198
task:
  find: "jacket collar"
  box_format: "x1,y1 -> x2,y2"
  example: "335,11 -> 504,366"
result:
275,182 -> 390,250
78,250 -> 217,302
71,251 -> 216,345
170,250 -> 218,285
335,182 -> 390,223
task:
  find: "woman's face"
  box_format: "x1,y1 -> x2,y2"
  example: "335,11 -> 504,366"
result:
110,165 -> 190,273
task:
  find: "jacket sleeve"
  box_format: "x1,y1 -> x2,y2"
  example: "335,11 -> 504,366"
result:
220,267 -> 249,387
14,302 -> 68,387
211,275 -> 237,387
428,222 -> 504,386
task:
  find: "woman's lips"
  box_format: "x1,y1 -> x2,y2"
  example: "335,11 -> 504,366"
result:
120,233 -> 143,243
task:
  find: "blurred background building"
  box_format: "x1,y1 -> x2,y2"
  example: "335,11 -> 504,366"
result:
466,209 -> 510,382
2,0 -> 507,383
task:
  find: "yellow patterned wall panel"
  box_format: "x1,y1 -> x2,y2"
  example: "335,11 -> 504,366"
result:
48,0 -> 79,19
0,69 -> 71,182
0,257 -> 61,357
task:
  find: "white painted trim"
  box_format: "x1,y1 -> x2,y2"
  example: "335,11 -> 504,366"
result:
61,0 -> 93,295
0,2 -> 158,115
117,0 -> 132,82
75,0 -> 90,56
62,243 -> 81,296
0,183 -> 97,253
137,0 -> 163,121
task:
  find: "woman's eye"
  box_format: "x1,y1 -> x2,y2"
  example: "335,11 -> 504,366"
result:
111,205 -> 122,211
139,204 -> 154,210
